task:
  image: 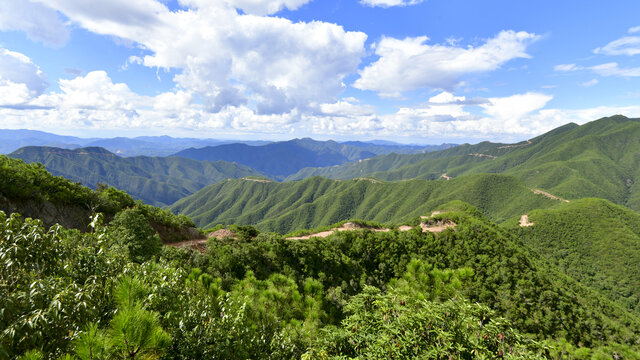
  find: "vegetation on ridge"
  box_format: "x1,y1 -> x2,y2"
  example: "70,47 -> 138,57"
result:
9,146 -> 263,207
505,198 -> 640,314
170,173 -> 560,233
0,155 -> 196,242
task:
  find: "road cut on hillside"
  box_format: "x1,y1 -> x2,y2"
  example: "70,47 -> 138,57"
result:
287,217 -> 456,240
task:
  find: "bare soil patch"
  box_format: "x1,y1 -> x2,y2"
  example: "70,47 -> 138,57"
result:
166,228 -> 238,251
519,214 -> 534,227
420,220 -> 456,233
440,173 -> 452,180
207,229 -> 236,239
166,238 -> 208,252
288,222 -> 389,240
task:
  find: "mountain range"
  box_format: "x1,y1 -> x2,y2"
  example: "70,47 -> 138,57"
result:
8,137 -> 455,198
286,115 -> 640,211
4,115 -> 640,357
172,138 -> 455,178
0,129 -> 268,156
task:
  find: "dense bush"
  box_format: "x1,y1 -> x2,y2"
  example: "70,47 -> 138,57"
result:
3,204 -> 640,359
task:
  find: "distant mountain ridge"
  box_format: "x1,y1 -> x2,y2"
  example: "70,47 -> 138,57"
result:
173,137 -> 455,178
0,129 -> 269,156
9,146 -> 263,207
0,129 -> 455,159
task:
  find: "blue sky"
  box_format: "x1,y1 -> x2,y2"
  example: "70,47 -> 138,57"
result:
1,0 -> 639,144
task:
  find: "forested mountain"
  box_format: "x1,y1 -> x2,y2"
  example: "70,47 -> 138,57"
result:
504,198 -> 640,315
173,138 -> 454,178
10,146 -> 262,207
285,122 -> 581,181
170,174 -> 562,232
287,116 -> 640,211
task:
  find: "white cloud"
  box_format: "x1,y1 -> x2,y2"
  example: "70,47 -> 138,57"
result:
319,100 -> 376,117
0,0 -> 69,46
555,62 -> 640,78
31,0 -> 167,39
630,26 -> 640,34
580,78 -> 598,87
594,36 -> 640,56
0,47 -> 48,105
222,0 -> 311,15
481,92 -> 552,126
354,30 -> 540,96
591,62 -> 640,77
6,65 -> 639,143
33,0 -> 366,115
554,63 -> 581,72
2,69 -> 304,136
428,91 -> 465,104
301,92 -> 554,141
360,0 -> 424,8
0,79 -> 33,106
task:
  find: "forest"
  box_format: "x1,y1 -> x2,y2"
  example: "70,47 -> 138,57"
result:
3,202 -> 640,359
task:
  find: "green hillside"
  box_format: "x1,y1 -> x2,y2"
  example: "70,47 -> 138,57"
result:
10,146 -> 263,206
287,116 -> 640,212
285,122 -> 580,181
170,173 -> 562,232
504,198 -> 640,314
4,199 -> 640,358
0,155 -> 199,242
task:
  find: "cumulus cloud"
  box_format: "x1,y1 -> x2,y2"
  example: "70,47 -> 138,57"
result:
1,69 -> 304,136
630,26 -> 640,34
223,0 -> 311,15
480,92 -> 552,126
354,30 -> 539,96
31,0 -> 167,37
32,0 -> 366,115
300,92 -> 554,141
360,0 -> 424,8
0,0 -> 69,46
0,47 -> 48,106
319,100 -> 376,117
6,64 -> 636,143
